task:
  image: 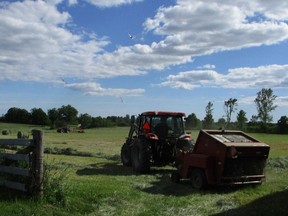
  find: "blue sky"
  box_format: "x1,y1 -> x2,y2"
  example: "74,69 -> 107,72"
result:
0,0 -> 288,122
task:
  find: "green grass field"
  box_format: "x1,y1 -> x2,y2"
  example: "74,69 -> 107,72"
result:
0,123 -> 288,216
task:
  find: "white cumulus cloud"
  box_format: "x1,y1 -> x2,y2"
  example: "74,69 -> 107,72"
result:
157,64 -> 288,90
144,0 -> 288,57
84,0 -> 143,8
197,64 -> 216,69
65,82 -> 145,96
1,0 -> 288,96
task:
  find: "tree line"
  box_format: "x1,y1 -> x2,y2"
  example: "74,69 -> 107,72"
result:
0,88 -> 287,134
185,88 -> 288,134
0,104 -> 131,129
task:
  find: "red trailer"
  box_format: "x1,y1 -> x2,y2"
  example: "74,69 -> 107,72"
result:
172,130 -> 270,189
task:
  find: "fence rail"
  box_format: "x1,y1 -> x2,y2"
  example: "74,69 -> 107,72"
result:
0,153 -> 30,161
0,139 -> 33,146
0,130 -> 44,197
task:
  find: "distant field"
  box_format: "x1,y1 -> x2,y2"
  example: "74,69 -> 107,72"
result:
250,133 -> 288,158
0,123 -> 287,216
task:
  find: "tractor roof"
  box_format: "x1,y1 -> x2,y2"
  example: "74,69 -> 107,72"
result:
141,111 -> 186,117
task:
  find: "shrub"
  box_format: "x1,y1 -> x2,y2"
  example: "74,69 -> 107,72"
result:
2,130 -> 9,135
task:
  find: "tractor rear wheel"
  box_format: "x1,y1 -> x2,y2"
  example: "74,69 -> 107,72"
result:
190,169 -> 207,189
121,142 -> 132,166
131,138 -> 151,173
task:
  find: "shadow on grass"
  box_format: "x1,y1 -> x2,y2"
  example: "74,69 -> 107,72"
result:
139,173 -> 245,197
0,187 -> 30,201
76,162 -> 202,196
140,174 -> 198,196
213,189 -> 288,216
76,162 -> 175,177
76,162 -> 134,176
76,162 -> 246,196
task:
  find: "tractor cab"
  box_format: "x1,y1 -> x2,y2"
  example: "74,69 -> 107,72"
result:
121,111 -> 193,173
136,112 -> 185,137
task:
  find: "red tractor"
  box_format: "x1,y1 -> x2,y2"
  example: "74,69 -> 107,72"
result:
121,111 -> 193,173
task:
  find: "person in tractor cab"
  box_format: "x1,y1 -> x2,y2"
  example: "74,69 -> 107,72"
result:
154,116 -> 170,139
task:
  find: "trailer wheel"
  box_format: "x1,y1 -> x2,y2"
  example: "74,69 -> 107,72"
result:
190,169 -> 207,189
131,138 -> 151,173
121,142 -> 132,166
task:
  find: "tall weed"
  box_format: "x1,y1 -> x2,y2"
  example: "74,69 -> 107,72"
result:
43,161 -> 70,207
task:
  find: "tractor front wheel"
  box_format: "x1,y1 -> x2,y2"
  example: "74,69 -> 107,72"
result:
121,142 -> 132,166
131,138 -> 151,173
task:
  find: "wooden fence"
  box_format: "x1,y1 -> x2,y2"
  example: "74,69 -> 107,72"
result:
0,130 -> 44,197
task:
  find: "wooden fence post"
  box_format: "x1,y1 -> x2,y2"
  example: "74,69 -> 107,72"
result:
32,130 -> 44,197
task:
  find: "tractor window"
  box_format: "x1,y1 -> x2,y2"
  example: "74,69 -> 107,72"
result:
151,116 -> 184,137
151,117 -> 161,129
168,116 -> 184,135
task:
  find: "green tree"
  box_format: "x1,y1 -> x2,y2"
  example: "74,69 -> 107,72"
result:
250,115 -> 259,124
4,107 -> 31,124
203,101 -> 214,129
48,108 -> 59,129
277,116 -> 288,134
78,113 -> 93,129
186,113 -> 201,129
91,116 -> 109,127
237,110 -> 248,131
31,108 -> 49,125
124,114 -> 131,126
216,118 -> 226,129
58,105 -> 78,125
224,98 -> 238,128
254,88 -> 277,127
